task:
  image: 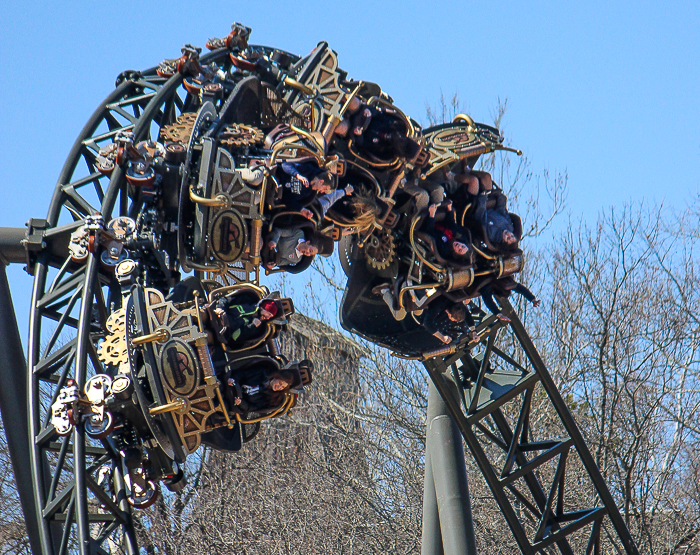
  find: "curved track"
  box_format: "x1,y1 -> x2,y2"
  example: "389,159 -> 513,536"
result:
27,49 -> 228,554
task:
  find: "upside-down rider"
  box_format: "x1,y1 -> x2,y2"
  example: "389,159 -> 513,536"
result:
472,187 -> 518,250
224,367 -> 295,414
206,296 -> 279,346
480,276 -> 540,323
278,160 -> 333,212
420,297 -> 478,344
426,200 -> 472,263
223,359 -> 312,416
264,228 -> 334,269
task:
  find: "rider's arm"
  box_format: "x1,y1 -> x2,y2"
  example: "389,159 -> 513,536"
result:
317,189 -> 347,218
280,162 -> 300,177
481,290 -> 502,316
268,227 -> 282,246
512,283 -> 537,303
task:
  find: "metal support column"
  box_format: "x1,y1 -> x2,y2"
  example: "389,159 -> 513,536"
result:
422,379 -> 478,555
0,259 -> 42,554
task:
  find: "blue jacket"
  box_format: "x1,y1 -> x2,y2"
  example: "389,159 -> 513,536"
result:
474,194 -> 513,246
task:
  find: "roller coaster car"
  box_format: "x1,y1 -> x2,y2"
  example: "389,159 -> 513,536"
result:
51,280 -> 301,507
202,356 -> 312,453
177,102 -> 266,274
173,73 -> 316,276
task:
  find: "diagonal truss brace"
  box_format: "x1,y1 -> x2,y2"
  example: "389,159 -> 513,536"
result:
422,298 -> 639,555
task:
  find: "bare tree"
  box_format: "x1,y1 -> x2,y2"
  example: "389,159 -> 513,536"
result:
533,203 -> 700,553
0,420 -> 31,554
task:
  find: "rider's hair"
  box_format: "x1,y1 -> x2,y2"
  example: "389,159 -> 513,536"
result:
446,303 -> 467,321
348,187 -> 380,232
267,369 -> 296,389
313,170 -> 333,185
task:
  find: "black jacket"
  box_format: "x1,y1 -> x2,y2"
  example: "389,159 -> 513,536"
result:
224,365 -> 285,414
425,209 -> 469,262
420,297 -> 474,339
278,161 -> 323,211
213,299 -> 263,345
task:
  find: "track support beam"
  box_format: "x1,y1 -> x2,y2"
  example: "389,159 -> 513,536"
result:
0,262 -> 43,554
422,380 -> 478,555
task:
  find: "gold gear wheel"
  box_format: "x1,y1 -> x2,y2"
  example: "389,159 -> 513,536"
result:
105,308 -> 126,333
160,112 -> 197,144
98,333 -> 129,367
219,123 -> 264,149
99,308 -> 129,367
365,229 -> 396,271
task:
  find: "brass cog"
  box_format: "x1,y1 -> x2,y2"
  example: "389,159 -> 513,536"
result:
365,229 -> 395,271
97,333 -> 129,367
160,112 -> 198,144
105,308 -> 126,333
100,308 -> 128,367
219,123 -> 264,149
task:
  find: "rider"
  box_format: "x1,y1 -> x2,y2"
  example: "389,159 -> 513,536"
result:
445,161 -> 494,197
278,160 -> 333,212
224,367 -> 296,414
420,297 -> 478,344
480,276 -> 540,322
207,297 -> 279,346
301,184 -> 354,220
265,229 -> 334,268
425,201 -> 471,263
472,188 -> 518,250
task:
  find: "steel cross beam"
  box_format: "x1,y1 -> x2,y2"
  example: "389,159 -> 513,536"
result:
422,298 -> 639,555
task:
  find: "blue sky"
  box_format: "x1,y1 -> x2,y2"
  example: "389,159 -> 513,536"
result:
1,0 -> 698,339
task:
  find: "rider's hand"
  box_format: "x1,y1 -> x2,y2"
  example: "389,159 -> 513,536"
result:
267,241 -> 277,249
445,199 -> 453,211
301,208 -> 313,219
297,174 -> 309,187
252,318 -> 262,327
428,204 -> 438,217
354,126 -> 363,135
234,397 -> 242,405
344,185 -> 354,195
532,299 -> 541,308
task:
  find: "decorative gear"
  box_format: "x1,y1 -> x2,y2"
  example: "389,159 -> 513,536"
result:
99,308 -> 129,367
105,308 -> 126,333
97,333 -> 129,367
218,123 -> 264,149
160,112 -> 197,144
364,229 -> 396,271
